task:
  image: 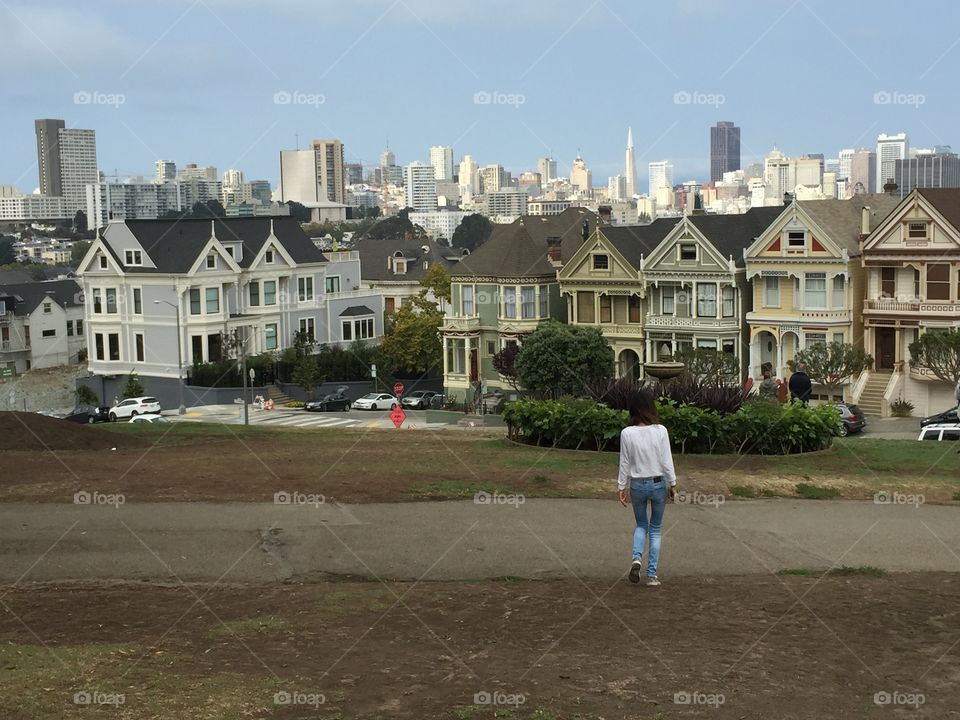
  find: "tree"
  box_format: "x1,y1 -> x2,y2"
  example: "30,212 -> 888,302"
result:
492,343 -> 524,395
70,240 -> 91,268
380,305 -> 443,375
788,342 -> 873,397
451,213 -> 494,252
25,264 -> 46,281
909,330 -> 960,387
121,371 -> 146,399
674,347 -> 740,384
73,210 -> 88,233
416,263 -> 451,309
190,199 -> 225,218
0,238 -> 14,265
514,321 -> 615,398
292,355 -> 324,399
286,201 -> 311,223
75,384 -> 100,406
291,330 -> 316,358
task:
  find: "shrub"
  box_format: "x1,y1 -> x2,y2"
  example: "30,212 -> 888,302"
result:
796,483 -> 841,500
650,373 -> 749,415
75,384 -> 100,406
889,397 -> 914,417
121,371 -> 145,399
285,401 -> 305,408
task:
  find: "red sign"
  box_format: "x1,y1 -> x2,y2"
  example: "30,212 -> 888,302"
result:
393,382 -> 404,396
390,405 -> 406,429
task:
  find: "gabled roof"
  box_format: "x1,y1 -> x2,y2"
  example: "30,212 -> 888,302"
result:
601,218 -> 678,268
452,207 -> 597,278
0,279 -> 82,316
107,217 -> 326,273
796,194 -> 900,254
685,207 -> 785,267
0,269 -> 33,285
916,188 -> 960,230
355,236 -> 466,283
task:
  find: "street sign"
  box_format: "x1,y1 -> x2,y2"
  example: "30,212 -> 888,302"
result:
0,367 -> 14,380
370,363 -> 377,378
393,382 -> 404,397
390,405 -> 406,429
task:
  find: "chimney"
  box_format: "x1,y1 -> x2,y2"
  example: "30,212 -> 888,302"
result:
581,219 -> 589,240
782,191 -> 793,206
883,178 -> 898,195
546,236 -> 562,266
598,205 -> 612,224
860,205 -> 871,236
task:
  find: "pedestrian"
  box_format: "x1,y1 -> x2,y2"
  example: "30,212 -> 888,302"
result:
617,391 -> 677,587
113,396 -> 119,407
788,364 -> 813,404
758,370 -> 779,400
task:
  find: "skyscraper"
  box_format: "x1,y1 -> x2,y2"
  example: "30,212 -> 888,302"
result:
569,156 -> 592,198
309,139 -> 345,204
223,169 -> 244,188
35,119 -> 65,196
480,164 -> 506,194
429,146 -> 454,181
624,128 -> 637,198
710,121 -> 740,182
837,149 -> 854,182
404,162 -> 437,212
894,150 -> 960,195
458,155 -> 480,197
648,160 -> 674,197
876,133 -> 909,190
279,139 -> 345,204
379,148 -> 403,186
35,119 -> 98,214
155,160 -> 177,183
537,157 -> 557,184
850,149 -> 876,194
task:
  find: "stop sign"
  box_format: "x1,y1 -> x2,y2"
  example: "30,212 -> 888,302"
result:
393,382 -> 404,396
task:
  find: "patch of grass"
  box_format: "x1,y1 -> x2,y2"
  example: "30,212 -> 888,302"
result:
409,480 -> 522,499
778,568 -> 823,576
208,614 -> 288,638
729,485 -> 756,498
953,490 -> 960,502
532,474 -> 550,484
778,565 -> 886,578
795,482 -> 841,500
492,575 -> 528,582
759,488 -> 779,497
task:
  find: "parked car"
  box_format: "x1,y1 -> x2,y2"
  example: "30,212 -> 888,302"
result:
401,390 -> 437,410
920,405 -> 959,428
305,388 -> 351,412
64,405 -> 111,424
351,392 -> 398,411
128,414 -> 170,424
917,423 -> 960,442
836,402 -> 866,437
109,397 -> 161,421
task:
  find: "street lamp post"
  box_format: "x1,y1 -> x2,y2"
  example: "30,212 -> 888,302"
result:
154,299 -> 186,415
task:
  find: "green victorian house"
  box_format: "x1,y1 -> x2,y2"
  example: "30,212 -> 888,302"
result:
440,207 -> 596,401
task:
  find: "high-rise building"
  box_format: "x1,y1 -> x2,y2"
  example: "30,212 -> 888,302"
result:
876,132 -> 909,190
894,150 -> 960,195
624,127 -> 637,198
480,164 -> 506,194
537,157 -> 557,184
57,128 -> 99,215
608,175 -> 627,202
849,149 -> 876,194
404,162 -> 437,212
155,160 -> 177,183
838,149 -> 854,182
484,188 -> 528,219
223,169 -> 244,188
379,148 -> 403,186
86,181 -> 182,228
648,160 -> 674,197
569,156 -> 592,197
309,139 -> 345,204
710,121 -> 740,182
177,164 -> 218,182
458,155 -> 480,197
35,119 -> 66,197
429,146 -> 454,181
279,140 -> 345,204
344,162 -> 363,186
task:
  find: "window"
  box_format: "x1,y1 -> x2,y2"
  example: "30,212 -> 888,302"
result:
93,288 -> 102,314
679,243 -> 697,261
880,267 -> 896,298
67,320 -> 74,337
95,333 -> 104,360
206,254 -> 216,269
135,333 -> 144,362
325,276 -> 340,293
125,250 -> 142,265
41,329 -> 55,338
355,317 -> 375,339
833,332 -> 844,345
907,222 -> 929,240
927,264 -> 950,301
805,274 -> 827,309
462,286 -> 474,315
521,286 -> 535,319
787,231 -> 806,248
592,254 -> 609,270
697,284 -> 717,317
697,339 -> 717,350
106,288 -> 117,314
763,277 -> 780,307
189,288 -> 201,315
224,246 -> 234,258
662,286 -> 675,315
539,285 -> 548,317
832,275 -> 845,308
98,255 -> 108,269
191,335 -> 203,363
487,340 -> 495,355
628,295 -> 641,323
385,297 -> 396,314
263,281 -> 277,306
76,320 -> 82,335
42,303 -> 52,314
299,317 -> 315,342
264,250 -> 274,264
599,295 -> 612,323
264,323 -> 278,350
249,282 -> 260,307
205,287 -> 220,314
722,285 -> 735,317
722,339 -> 735,355
805,332 -> 827,349
342,321 -> 352,341
108,333 -> 120,361
914,268 -> 921,299
133,288 -> 142,315
298,277 -> 314,301
577,291 -> 595,323
504,287 -> 516,319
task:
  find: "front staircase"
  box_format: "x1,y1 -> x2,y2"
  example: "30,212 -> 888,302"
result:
267,383 -> 293,406
857,370 -> 892,418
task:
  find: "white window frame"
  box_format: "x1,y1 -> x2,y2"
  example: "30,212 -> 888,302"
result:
787,230 -> 806,249
832,275 -> 845,308
805,332 -> 827,349
205,287 -> 220,314
325,276 -> 340,294
206,254 -> 217,269
298,276 -> 314,302
592,254 -> 609,270
520,286 -> 535,319
504,286 -> 517,319
696,283 -> 717,317
462,285 -> 474,315
264,249 -> 275,264
263,280 -> 277,306
135,332 -> 145,362
132,287 -> 142,315
763,276 -> 780,308
538,285 -> 549,317
679,243 -> 697,261
661,286 -> 675,315
721,285 -> 735,318
125,249 -> 143,266
805,273 -> 827,309
98,255 -> 108,269
298,317 -> 315,341
264,323 -> 278,350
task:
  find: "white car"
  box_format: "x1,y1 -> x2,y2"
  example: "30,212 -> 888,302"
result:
917,423 -> 960,442
351,392 -> 398,411
109,396 -> 161,421
128,414 -> 170,424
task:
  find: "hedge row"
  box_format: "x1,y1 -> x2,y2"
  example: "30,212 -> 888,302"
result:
503,398 -> 839,455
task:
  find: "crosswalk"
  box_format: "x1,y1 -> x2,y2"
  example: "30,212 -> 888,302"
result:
248,411 -> 365,429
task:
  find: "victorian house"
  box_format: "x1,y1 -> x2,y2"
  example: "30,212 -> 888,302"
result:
744,195 -> 898,400
858,188 -> 960,416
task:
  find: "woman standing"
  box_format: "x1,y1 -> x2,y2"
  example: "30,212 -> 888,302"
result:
617,392 -> 677,586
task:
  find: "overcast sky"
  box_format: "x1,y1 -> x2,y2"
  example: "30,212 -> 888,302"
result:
1,0 -> 955,191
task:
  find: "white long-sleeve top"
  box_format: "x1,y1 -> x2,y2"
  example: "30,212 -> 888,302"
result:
617,424 -> 677,490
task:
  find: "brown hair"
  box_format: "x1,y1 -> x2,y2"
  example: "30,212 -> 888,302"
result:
628,390 -> 658,426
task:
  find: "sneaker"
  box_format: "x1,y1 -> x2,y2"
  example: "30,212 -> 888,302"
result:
628,560 -> 642,584
646,576 -> 661,587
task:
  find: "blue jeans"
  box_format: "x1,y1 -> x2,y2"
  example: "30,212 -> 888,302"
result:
630,477 -> 667,576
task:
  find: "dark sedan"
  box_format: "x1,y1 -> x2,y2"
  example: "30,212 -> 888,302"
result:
305,392 -> 351,412
64,404 -> 111,424
920,405 -> 959,428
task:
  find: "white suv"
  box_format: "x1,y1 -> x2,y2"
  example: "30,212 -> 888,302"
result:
917,423 -> 960,442
109,397 -> 161,421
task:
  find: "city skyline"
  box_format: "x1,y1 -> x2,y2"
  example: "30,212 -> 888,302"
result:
1,0 -> 955,191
